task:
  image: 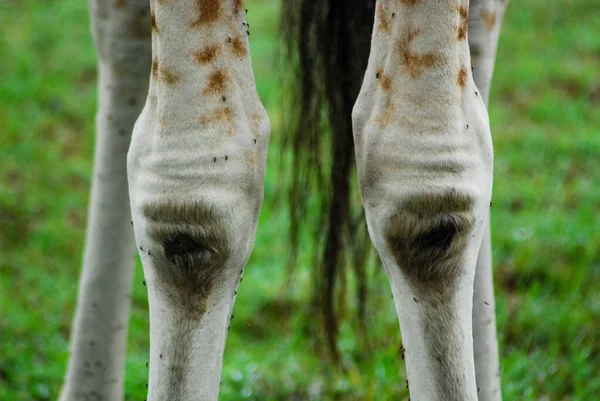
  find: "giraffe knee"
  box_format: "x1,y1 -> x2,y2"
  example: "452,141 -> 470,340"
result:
138,201 -> 234,316
383,191 -> 475,294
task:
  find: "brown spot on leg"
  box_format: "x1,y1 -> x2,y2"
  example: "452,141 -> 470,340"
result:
480,10 -> 496,32
203,70 -> 229,95
457,66 -> 467,91
152,58 -> 159,79
194,45 -> 221,65
191,0 -> 222,29
458,6 -> 468,41
161,68 -> 180,85
248,111 -> 264,133
244,150 -> 256,166
151,11 -> 158,33
199,106 -> 234,126
377,97 -> 395,128
214,106 -> 233,122
398,30 -> 437,78
115,0 -> 126,9
400,0 -> 421,6
231,37 -> 247,58
376,68 -> 392,91
380,72 -> 392,91
377,3 -> 391,33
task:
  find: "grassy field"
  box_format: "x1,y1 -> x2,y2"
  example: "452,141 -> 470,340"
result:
1,0 -> 599,400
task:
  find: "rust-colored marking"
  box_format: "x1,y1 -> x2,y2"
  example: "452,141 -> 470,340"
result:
191,0 -> 222,28
245,150 -> 256,166
457,66 -> 468,91
159,116 -> 167,125
378,97 -> 395,128
231,37 -> 247,58
458,6 -> 468,40
480,10 -> 496,32
377,3 -> 391,33
249,111 -> 263,132
234,0 -> 244,12
376,68 -> 392,91
199,106 -> 233,126
116,0 -> 126,9
151,11 -> 158,33
398,30 -> 437,78
214,107 -> 233,124
161,67 -> 179,84
400,0 -> 420,5
152,58 -> 159,79
194,45 -> 221,64
203,70 -> 229,95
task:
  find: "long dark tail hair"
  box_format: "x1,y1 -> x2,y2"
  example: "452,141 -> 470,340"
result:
280,0 -> 376,361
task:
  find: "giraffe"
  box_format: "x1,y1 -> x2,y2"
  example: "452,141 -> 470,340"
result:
59,0 -> 508,400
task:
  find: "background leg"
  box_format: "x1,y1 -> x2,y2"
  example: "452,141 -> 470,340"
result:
468,0 -> 510,399
59,1 -> 151,400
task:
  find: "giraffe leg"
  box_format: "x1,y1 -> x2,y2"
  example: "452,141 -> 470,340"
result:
468,1 -> 509,399
127,1 -> 269,399
59,1 -> 151,400
353,1 -> 492,400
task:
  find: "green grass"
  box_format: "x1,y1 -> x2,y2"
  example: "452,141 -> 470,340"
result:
1,0 -> 599,400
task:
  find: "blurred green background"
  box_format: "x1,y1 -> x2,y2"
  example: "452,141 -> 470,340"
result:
1,0 -> 599,400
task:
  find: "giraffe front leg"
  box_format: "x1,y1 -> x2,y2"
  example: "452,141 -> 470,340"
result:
353,1 -> 493,400
59,1 -> 151,400
127,1 -> 269,399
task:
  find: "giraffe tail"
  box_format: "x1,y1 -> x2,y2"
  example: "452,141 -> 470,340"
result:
279,0 -> 376,362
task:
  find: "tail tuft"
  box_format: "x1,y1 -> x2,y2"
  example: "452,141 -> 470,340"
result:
280,0 -> 376,361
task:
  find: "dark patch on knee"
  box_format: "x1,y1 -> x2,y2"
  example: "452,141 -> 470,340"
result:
164,234 -> 209,264
414,217 -> 459,254
384,191 -> 475,294
142,202 -> 230,316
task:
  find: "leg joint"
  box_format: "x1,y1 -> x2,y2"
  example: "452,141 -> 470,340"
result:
139,201 -> 233,315
384,191 -> 475,292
